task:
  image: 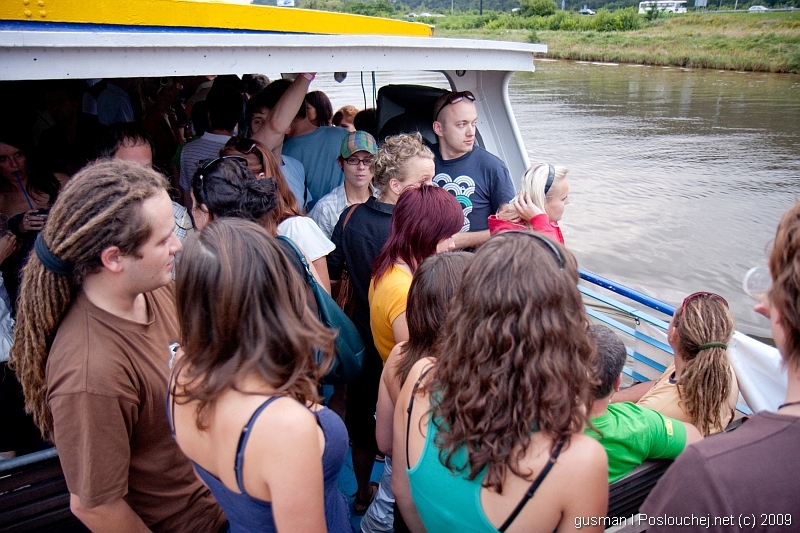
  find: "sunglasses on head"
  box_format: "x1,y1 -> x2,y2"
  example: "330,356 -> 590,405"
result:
226,137 -> 258,155
434,91 -> 476,122
196,155 -> 248,184
681,292 -> 729,311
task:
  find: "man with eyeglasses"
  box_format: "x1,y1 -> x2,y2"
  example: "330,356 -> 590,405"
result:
310,131 -> 377,239
431,91 -> 515,249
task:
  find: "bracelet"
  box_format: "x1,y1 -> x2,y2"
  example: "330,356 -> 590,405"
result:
301,72 -> 315,82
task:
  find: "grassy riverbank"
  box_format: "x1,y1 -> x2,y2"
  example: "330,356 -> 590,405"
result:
432,11 -> 800,73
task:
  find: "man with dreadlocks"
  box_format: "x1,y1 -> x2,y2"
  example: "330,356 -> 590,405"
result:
641,202 -> 800,531
9,160 -> 225,533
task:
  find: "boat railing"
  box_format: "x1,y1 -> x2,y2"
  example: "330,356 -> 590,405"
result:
578,268 -> 754,416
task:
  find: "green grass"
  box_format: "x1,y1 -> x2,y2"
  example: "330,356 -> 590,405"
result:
433,11 -> 800,73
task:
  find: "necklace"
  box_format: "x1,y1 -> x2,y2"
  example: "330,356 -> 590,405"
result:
777,400 -> 800,410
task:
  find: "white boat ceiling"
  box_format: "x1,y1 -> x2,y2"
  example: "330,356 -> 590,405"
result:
0,32 -> 545,80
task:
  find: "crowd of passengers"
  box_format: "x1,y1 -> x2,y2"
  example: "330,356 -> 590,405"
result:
0,73 -> 797,533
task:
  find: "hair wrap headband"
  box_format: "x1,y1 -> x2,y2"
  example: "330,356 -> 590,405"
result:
544,164 -> 555,194
35,233 -> 73,277
697,341 -> 727,351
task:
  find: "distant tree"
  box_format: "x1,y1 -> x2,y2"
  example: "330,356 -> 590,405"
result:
299,0 -> 345,9
520,0 -> 558,15
343,0 -> 401,16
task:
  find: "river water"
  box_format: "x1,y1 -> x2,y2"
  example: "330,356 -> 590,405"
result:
313,61 -> 800,338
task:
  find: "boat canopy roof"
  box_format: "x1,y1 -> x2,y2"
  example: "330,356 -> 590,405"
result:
0,30 -> 544,80
0,0 -> 545,80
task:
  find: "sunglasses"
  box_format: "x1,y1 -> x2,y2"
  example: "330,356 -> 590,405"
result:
196,155 -> 248,184
681,292 -> 729,311
225,137 -> 266,169
433,91 -> 476,122
508,231 -> 565,269
226,137 -> 257,155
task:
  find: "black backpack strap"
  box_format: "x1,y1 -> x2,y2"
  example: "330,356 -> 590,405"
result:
405,365 -> 434,469
498,438 -> 566,532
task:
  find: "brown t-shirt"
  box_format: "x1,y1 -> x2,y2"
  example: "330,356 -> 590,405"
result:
641,412 -> 800,532
46,285 -> 225,533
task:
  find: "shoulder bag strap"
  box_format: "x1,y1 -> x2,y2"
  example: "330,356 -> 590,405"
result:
276,235 -> 314,284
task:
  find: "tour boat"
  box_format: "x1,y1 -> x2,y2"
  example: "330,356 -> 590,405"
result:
0,1 -> 784,530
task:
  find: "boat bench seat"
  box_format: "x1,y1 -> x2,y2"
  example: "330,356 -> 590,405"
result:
0,447 -> 88,533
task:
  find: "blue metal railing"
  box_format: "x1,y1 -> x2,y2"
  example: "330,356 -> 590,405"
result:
579,268 -> 676,316
579,268 -> 752,415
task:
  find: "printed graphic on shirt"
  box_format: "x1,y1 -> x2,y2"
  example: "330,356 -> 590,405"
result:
434,172 -> 474,232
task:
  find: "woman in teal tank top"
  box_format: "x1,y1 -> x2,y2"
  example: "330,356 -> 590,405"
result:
393,231 -> 609,533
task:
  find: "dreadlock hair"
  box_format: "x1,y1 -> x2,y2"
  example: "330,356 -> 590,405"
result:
672,294 -> 735,436
427,231 -> 595,493
768,201 -> 800,371
395,251 -> 472,387
8,159 -> 168,440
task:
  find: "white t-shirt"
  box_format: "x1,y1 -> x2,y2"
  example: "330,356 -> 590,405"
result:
276,216 -> 335,262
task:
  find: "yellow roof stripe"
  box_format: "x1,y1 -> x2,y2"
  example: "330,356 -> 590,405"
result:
1,0 -> 433,37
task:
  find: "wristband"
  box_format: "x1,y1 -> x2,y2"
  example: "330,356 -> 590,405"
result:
301,73 -> 315,82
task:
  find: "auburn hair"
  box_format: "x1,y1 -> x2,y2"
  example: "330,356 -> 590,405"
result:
174,218 -> 334,429
426,231 -> 595,492
371,184 -> 463,284
220,137 -> 302,222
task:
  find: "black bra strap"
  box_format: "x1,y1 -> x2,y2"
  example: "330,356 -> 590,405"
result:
405,365 -> 434,469
168,368 -> 179,438
498,438 -> 566,533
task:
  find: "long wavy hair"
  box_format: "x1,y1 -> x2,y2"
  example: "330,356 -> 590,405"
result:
371,185 -> 463,284
174,218 -> 335,429
672,294 -> 735,436
9,160 -> 167,439
396,251 -> 472,387
426,231 -> 595,492
768,201 -> 800,370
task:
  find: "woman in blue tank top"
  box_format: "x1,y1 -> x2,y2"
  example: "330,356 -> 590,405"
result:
169,217 -> 353,533
393,231 -> 609,533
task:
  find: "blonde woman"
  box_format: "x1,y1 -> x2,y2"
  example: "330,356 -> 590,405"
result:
488,163 -> 570,244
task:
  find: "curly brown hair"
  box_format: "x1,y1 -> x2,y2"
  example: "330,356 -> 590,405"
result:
427,231 -> 595,492
174,219 -> 334,429
9,160 -> 167,439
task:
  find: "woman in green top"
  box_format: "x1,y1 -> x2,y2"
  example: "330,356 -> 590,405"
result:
393,231 -> 609,533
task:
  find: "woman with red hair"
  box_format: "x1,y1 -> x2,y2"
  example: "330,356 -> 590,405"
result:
369,184 -> 463,362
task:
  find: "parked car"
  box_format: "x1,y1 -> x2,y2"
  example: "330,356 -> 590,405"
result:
748,5 -> 768,11
579,7 -> 596,14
